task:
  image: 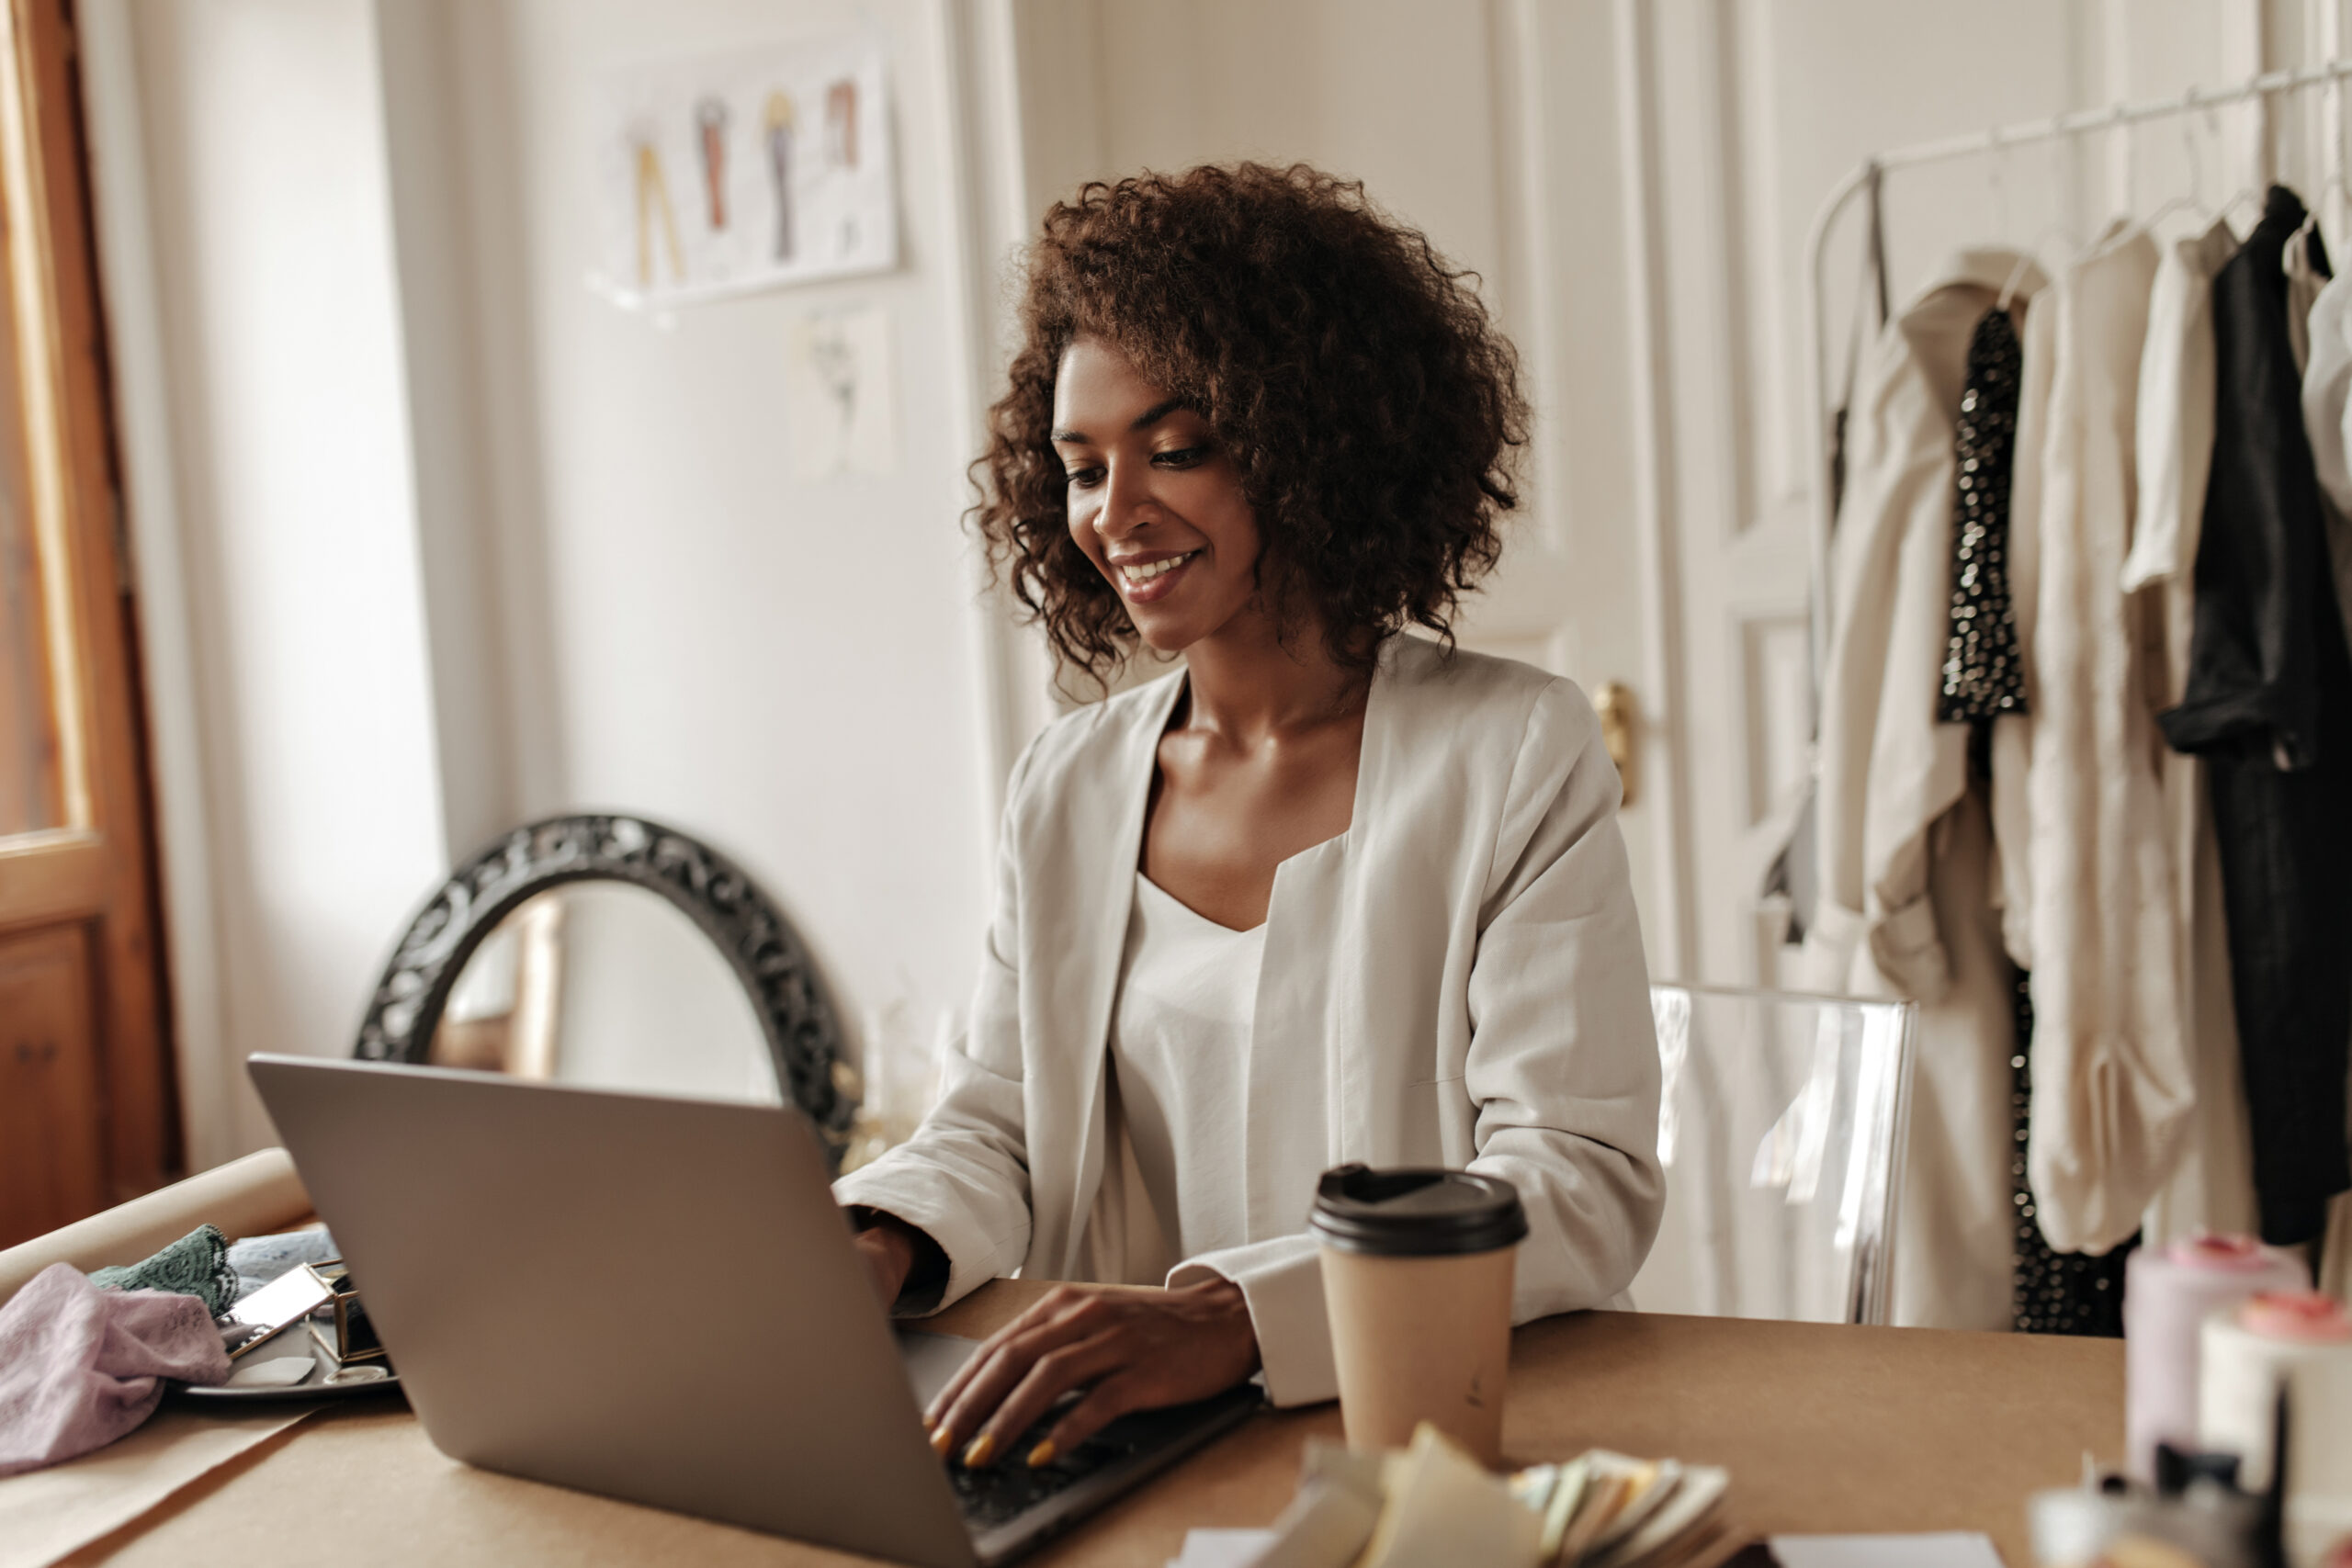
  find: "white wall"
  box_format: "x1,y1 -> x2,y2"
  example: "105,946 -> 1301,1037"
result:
91,0 -> 1021,1164
553,884 -> 776,1103
432,0 -> 997,1077
88,0 -> 449,1163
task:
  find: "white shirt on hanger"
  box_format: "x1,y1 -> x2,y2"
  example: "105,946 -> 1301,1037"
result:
2297,267 -> 2352,652
1991,282 -> 2056,975
2024,219 -> 2195,1256
2289,217 -> 2329,375
2134,220 -> 2259,1249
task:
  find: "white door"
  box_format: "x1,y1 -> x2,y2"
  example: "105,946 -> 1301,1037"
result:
998,0 -> 1688,968
992,0 -> 2312,987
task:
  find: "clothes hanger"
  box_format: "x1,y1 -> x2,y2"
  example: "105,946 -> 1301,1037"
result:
2282,100 -> 2324,272
2131,91 -> 2223,242
2318,68 -> 2352,247
2211,97 -> 2277,233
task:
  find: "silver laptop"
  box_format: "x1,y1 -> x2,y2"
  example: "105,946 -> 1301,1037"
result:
247,1055 -> 1259,1567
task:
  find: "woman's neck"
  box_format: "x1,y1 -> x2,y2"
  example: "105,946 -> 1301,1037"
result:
1178,609 -> 1370,740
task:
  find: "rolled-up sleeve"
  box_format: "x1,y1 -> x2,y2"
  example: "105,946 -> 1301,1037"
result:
833,750 -> 1039,1314
1167,1236 -> 1331,1406
1464,679 -> 1665,1325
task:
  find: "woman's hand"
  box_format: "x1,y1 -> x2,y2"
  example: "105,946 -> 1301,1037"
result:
925,1280 -> 1260,1470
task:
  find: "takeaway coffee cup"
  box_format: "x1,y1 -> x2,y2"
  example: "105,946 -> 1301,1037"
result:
1311,1163 -> 1528,1465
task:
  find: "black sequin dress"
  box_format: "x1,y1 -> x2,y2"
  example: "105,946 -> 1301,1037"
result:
1941,307 -> 2132,1336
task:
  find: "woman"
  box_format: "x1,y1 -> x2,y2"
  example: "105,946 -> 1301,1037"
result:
837,163 -> 1661,1473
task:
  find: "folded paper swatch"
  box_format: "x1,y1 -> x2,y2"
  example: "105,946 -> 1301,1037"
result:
1359,1425 -> 1544,1567
1767,1535 -> 2005,1568
1166,1528 -> 1280,1568
0,1262 -> 232,1476
1228,1427 -> 1735,1568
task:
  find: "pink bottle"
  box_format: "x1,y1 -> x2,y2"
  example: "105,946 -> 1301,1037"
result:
2123,1234 -> 2310,1483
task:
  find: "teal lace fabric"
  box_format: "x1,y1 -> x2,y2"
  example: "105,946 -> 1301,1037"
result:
88,1225 -> 239,1317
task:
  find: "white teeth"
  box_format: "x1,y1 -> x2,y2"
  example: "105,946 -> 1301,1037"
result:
1120,551 -> 1196,584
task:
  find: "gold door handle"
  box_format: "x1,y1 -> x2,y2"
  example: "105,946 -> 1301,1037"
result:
1593,681 -> 1638,808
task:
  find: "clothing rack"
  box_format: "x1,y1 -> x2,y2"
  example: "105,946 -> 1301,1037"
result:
1802,55 -> 2352,694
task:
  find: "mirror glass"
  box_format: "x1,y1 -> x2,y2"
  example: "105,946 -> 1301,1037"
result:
427,881 -> 778,1104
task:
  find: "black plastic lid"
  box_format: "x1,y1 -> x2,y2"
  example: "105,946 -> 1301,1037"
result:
1308,1164 -> 1528,1257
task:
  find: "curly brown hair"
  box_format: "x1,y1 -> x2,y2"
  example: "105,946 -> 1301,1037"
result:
970,162 -> 1530,682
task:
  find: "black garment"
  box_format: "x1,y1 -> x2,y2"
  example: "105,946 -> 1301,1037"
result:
1940,308 -> 2029,721
1931,312 -> 2124,1329
2158,185 -> 2352,1247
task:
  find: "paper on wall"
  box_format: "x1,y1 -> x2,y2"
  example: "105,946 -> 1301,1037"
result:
786,302 -> 898,479
592,36 -> 898,310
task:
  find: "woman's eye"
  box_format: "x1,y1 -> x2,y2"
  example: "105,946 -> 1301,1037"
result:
1153,446 -> 1206,468
1065,467 -> 1104,490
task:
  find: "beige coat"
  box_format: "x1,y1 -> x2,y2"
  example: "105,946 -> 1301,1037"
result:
2133,220 -> 2256,1249
834,637 -> 1664,1405
1804,249 -> 2046,1330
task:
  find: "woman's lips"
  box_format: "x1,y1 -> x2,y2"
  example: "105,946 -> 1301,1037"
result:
1114,549 -> 1200,604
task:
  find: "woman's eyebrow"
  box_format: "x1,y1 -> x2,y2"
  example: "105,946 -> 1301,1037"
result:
1050,398 -> 1191,446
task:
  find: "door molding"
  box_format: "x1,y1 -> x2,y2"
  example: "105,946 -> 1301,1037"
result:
1611,0 -> 1697,981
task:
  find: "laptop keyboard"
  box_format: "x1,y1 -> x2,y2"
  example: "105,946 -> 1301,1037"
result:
946,1421 -> 1144,1529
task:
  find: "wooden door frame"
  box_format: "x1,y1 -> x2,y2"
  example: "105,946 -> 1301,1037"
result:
0,0 -> 177,1205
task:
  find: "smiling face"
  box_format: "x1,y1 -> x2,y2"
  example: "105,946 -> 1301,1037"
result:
1053,336 -> 1267,656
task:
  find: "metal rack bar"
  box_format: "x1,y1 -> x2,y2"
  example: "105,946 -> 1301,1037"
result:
1802,55 -> 2352,699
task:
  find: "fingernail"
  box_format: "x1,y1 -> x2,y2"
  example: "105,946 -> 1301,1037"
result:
1026,1438 -> 1057,1469
929,1426 -> 954,1457
962,1433 -> 996,1469
920,1412 -> 936,1433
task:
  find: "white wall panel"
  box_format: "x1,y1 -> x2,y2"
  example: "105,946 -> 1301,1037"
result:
445,0 -> 994,1070
114,0 -> 447,1156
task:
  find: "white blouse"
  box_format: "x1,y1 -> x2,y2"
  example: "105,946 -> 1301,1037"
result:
1097,874 -> 1272,1274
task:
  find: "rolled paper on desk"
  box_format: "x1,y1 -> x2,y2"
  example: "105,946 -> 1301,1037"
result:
2199,1291 -> 2352,1492
0,1149 -> 312,1311
2124,1234 -> 2309,1483
2288,1350 -> 2352,1568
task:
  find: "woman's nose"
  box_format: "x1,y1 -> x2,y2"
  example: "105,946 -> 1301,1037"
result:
1095,458 -> 1159,539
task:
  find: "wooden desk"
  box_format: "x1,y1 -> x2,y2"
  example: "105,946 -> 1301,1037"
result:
65,1281 -> 2120,1567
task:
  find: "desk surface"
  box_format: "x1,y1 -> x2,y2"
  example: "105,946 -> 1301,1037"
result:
66,1282 -> 2120,1567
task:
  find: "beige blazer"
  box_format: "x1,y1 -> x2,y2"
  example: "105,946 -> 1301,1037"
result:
1802,249 -> 2045,1329
834,637 -> 1663,1404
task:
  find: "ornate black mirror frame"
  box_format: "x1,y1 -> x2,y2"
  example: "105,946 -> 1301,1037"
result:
354,813 -> 854,1169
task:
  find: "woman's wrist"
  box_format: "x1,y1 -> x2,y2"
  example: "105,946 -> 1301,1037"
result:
848,1206 -> 948,1311
864,1219 -> 917,1295
1182,1275 -> 1261,1373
